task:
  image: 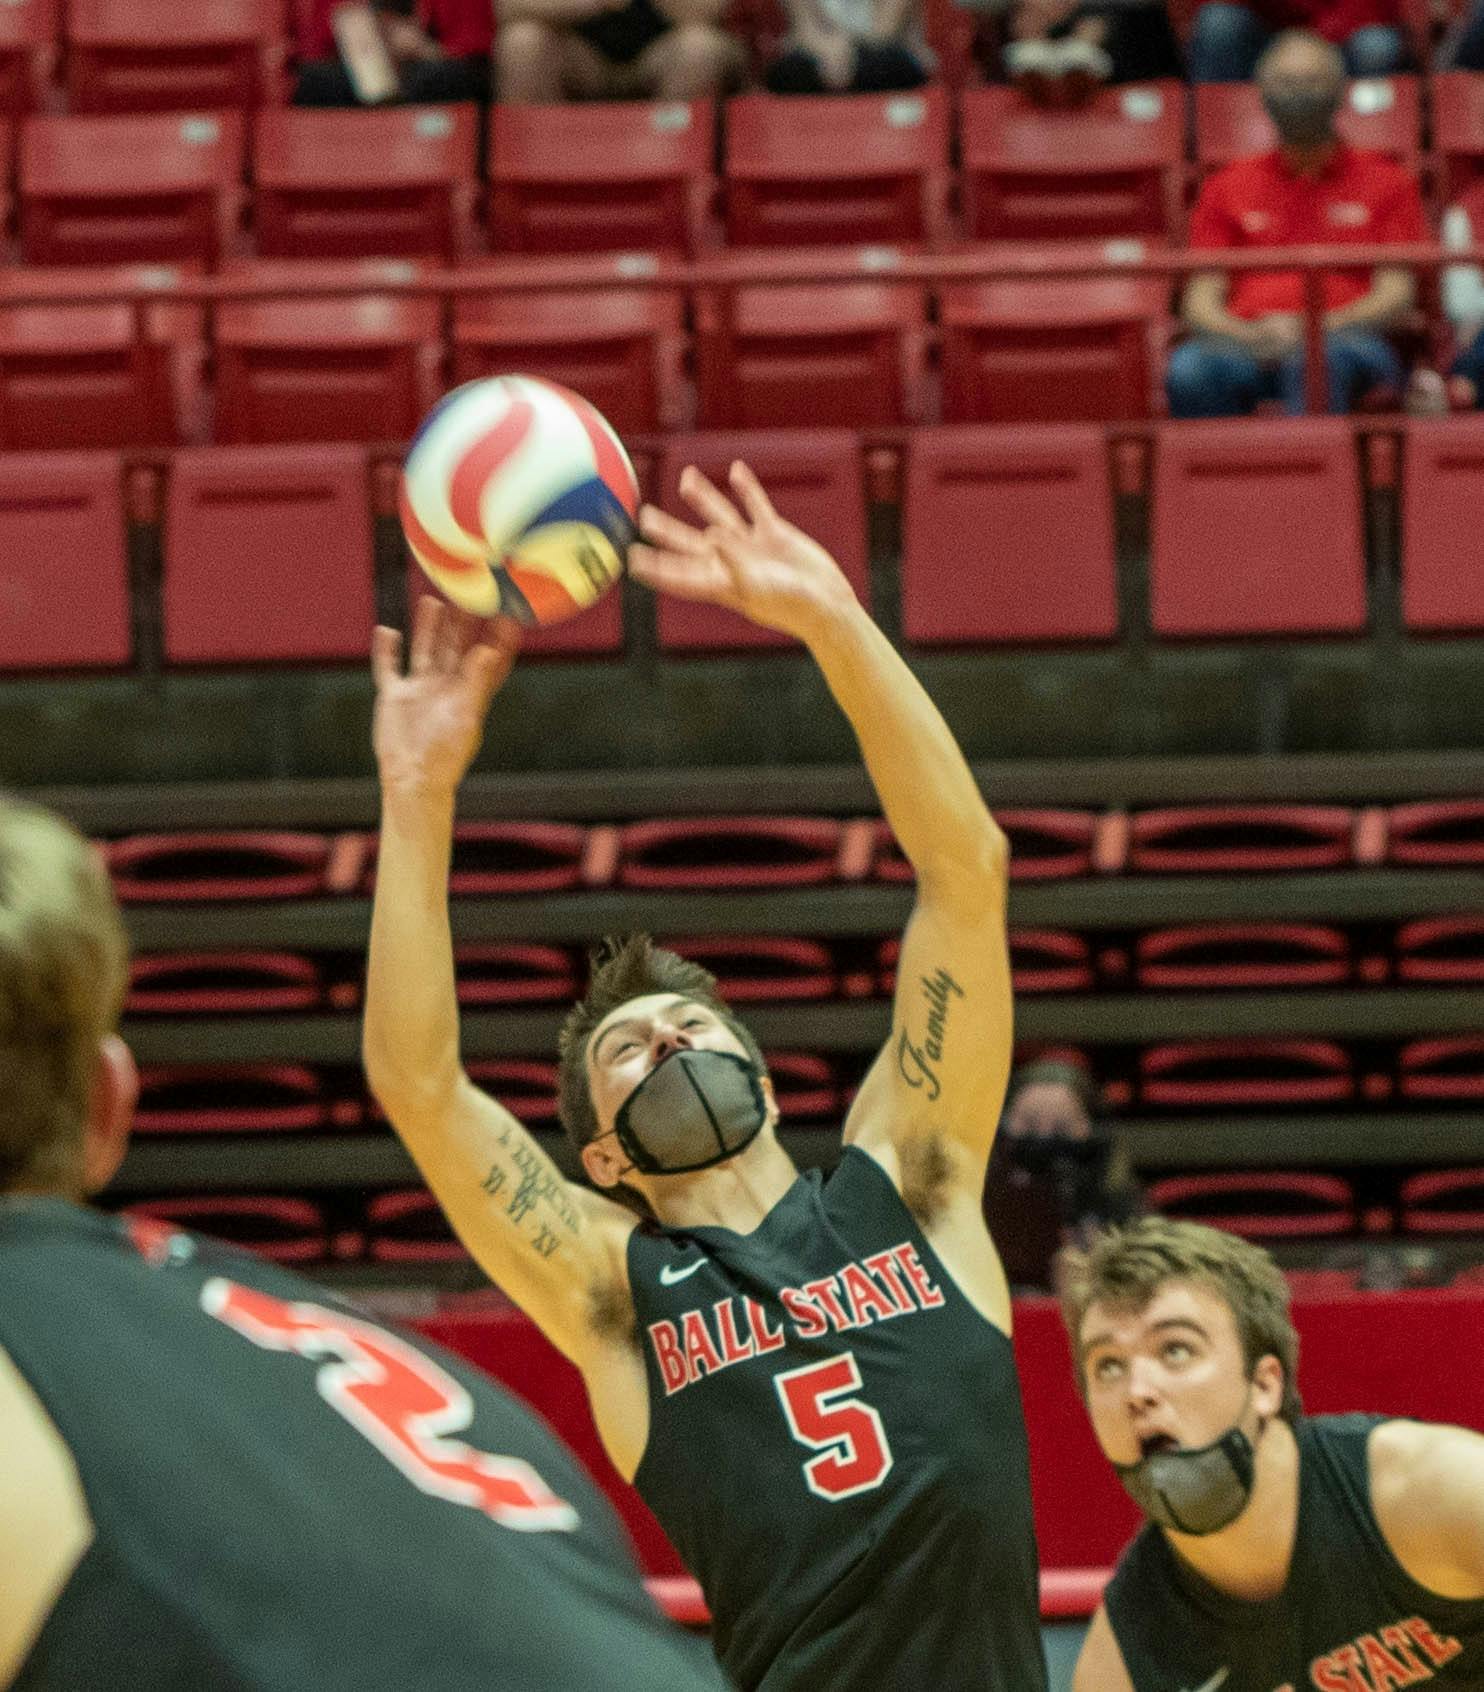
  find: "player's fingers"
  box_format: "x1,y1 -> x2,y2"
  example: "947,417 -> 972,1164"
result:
435,604 -> 473,674
628,543 -> 735,603
409,594 -> 443,674
467,637 -> 513,704
728,461 -> 777,527
638,503 -> 711,557
678,466 -> 745,533
370,625 -> 403,689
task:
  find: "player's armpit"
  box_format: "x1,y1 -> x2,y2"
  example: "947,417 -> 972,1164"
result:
0,1345 -> 93,1690
842,861 -> 1013,1195
1073,1605 -> 1137,1692
1371,1418 -> 1484,1600
373,1071 -> 637,1368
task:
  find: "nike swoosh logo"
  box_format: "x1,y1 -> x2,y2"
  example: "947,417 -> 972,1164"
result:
1182,1670 -> 1229,1692
659,1259 -> 707,1286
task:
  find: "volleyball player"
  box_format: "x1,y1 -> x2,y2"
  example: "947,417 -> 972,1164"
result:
1059,1216 -> 1484,1690
0,796 -> 729,1691
365,462 -> 1047,1690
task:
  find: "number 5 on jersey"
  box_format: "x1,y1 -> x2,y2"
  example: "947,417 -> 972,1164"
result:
775,1354 -> 894,1501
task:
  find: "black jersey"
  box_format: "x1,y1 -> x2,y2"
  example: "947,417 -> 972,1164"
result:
1104,1413 -> 1484,1691
0,1197 -> 728,1692
626,1144 -> 1047,1692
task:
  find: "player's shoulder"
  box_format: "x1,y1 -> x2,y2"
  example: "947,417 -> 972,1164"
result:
1369,1415 -> 1484,1500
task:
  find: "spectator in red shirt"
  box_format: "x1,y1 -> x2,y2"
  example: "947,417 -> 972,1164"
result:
1188,0 -> 1404,80
294,0 -> 492,105
1166,30 -> 1424,418
496,0 -> 742,101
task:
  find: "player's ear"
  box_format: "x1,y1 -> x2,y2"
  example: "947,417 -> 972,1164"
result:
1251,1352 -> 1285,1421
581,1135 -> 626,1190
82,1034 -> 138,1195
760,1072 -> 779,1130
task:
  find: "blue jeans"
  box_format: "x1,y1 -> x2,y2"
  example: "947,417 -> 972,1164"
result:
1453,329 -> 1484,397
1188,2 -> 1407,80
1166,329 -> 1404,416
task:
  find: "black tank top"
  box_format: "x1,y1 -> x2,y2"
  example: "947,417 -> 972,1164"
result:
1104,1413 -> 1484,1691
0,1198 -> 726,1692
626,1145 -> 1047,1692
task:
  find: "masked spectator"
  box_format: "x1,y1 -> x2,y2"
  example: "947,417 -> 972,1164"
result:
1187,0 -> 1405,80
764,0 -> 932,92
496,0 -> 742,101
294,0 -> 493,105
1166,30 -> 1424,418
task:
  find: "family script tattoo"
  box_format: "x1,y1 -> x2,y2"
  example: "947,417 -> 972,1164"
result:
895,965 -> 964,1103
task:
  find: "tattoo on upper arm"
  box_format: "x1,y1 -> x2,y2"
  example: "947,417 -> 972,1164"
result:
479,1123 -> 582,1261
895,965 -> 964,1103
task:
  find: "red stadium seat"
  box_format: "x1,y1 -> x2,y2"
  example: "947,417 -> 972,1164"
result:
901,424 -> 1118,644
723,88 -> 949,247
1149,420 -> 1367,637
1139,1038 -> 1355,1106
1194,76 -> 1421,173
453,942 -> 579,1006
873,809 -> 1104,881
1394,916 -> 1484,983
487,99 -> 714,256
617,817 -> 847,889
1398,1168 -> 1484,1235
127,951 -> 323,1013
1398,1035 -> 1484,1100
451,259 -> 686,435
761,1052 -> 839,1121
960,83 -> 1184,243
695,250 -> 928,428
0,0 -> 57,116
121,1196 -> 332,1262
662,936 -> 837,1001
0,263 -> 205,449
653,432 -> 869,649
107,831 -> 333,900
465,1058 -> 562,1124
19,110 -> 246,267
1422,71 -> 1484,199
1385,800 -> 1484,865
1007,929 -> 1096,992
1135,923 -> 1351,988
65,0 -> 285,114
163,444 -> 375,663
213,258 -> 442,445
1145,1172 -> 1356,1239
1400,417 -> 1484,632
0,451 -> 131,672
133,1063 -> 327,1132
940,260 -> 1166,424
252,104 -> 479,260
1128,805 -> 1357,872
365,819 -> 598,895
366,1190 -> 470,1262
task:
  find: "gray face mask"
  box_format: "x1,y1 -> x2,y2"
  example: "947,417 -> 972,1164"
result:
611,1049 -> 768,1176
1263,87 -> 1342,146
1113,1422 -> 1258,1536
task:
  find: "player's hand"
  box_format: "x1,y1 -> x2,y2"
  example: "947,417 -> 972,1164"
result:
371,596 -> 520,799
629,462 -> 858,640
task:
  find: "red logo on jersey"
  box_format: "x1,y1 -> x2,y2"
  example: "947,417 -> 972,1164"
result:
1267,1615 -> 1466,1691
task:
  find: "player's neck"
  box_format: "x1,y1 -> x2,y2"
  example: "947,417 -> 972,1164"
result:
647,1135 -> 800,1236
1162,1416 -> 1301,1602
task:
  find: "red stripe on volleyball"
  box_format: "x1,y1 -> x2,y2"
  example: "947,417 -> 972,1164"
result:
398,477 -> 480,577
448,396 -> 536,542
529,377 -> 638,516
506,563 -> 583,623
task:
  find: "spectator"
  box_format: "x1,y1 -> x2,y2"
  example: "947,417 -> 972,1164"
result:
1187,0 -> 1405,80
1000,0 -> 1184,103
294,0 -> 492,105
982,1057 -> 1140,1292
764,0 -> 932,93
496,0 -> 741,101
1166,30 -> 1424,418
1408,188 -> 1484,412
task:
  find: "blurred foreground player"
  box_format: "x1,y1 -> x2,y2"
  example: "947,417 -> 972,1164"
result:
1060,1217 -> 1484,1690
0,798 -> 729,1692
365,464 -> 1047,1690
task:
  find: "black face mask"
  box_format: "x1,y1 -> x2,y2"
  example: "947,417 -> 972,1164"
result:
610,1049 -> 769,1176
1113,1420 -> 1260,1536
1011,1130 -> 1108,1176
1263,87 -> 1342,146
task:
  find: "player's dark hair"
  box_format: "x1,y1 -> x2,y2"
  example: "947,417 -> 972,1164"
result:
1056,1216 -> 1303,1422
557,935 -> 764,1158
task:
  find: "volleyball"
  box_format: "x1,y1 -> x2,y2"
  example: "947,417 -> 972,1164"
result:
399,375 -> 638,626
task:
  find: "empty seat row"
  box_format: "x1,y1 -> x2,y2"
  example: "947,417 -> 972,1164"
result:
1147,1167 -> 1484,1241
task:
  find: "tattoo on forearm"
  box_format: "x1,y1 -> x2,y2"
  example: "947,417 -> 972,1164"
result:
895,965 -> 965,1103
478,1124 -> 581,1259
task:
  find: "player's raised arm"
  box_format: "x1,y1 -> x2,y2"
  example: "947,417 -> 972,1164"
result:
363,599 -> 632,1365
630,464 -> 1012,1197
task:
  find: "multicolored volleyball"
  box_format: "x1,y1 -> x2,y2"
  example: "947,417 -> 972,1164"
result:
399,375 -> 638,625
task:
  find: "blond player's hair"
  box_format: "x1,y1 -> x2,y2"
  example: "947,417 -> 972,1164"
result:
0,797 -> 129,1193
1057,1216 -> 1303,1421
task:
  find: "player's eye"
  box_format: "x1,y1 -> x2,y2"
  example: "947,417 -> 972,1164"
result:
1092,1355 -> 1124,1383
1162,1341 -> 1194,1365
